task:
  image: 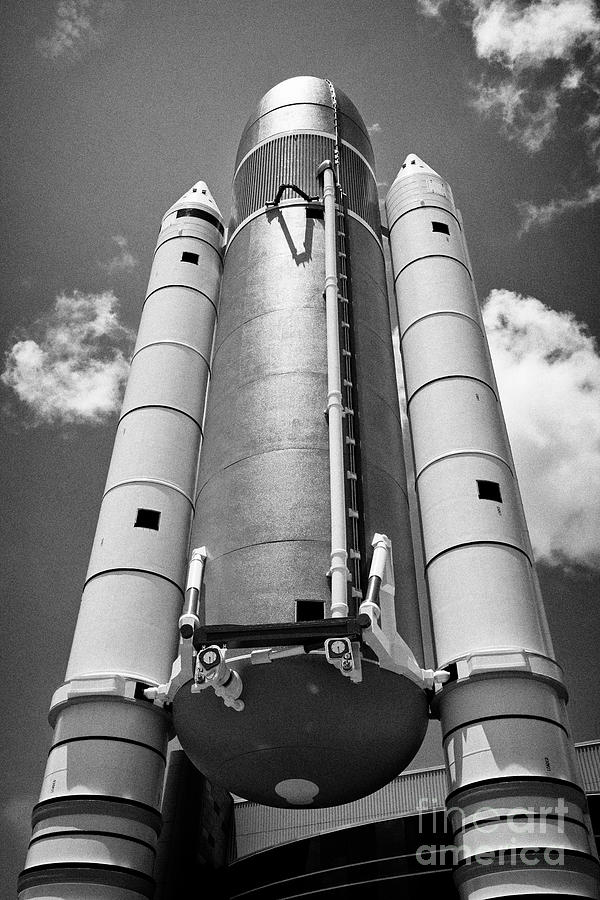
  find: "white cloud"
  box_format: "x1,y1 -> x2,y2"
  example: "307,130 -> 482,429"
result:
1,291 -> 134,425
367,123 -> 382,135
561,67 -> 585,90
517,182 -> 600,232
482,289 -> 600,568
36,0 -> 100,61
416,0 -> 451,16
467,0 -> 600,154
472,79 -> 559,151
100,235 -> 138,274
417,0 -> 600,223
471,0 -> 600,70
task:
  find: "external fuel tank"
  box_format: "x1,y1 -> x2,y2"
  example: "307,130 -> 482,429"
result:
172,77 -> 428,808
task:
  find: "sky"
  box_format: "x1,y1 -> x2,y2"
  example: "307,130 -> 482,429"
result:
1,0 -> 599,894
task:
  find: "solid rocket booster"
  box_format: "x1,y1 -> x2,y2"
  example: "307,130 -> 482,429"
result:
385,156 -> 599,898
18,184 -> 224,899
171,77 -> 429,808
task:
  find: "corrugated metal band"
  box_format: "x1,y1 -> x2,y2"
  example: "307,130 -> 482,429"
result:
230,133 -> 380,237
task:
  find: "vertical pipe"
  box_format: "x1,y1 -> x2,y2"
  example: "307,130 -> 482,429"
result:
19,183 -> 224,900
385,155 -> 599,898
320,160 -> 349,618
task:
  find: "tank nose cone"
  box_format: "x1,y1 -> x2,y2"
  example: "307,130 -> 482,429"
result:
393,154 -> 441,181
180,181 -> 221,213
163,180 -> 223,224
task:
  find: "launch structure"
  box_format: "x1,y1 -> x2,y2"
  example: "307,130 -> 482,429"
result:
19,77 -> 600,900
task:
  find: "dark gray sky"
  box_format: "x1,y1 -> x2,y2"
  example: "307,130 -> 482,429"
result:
1,1 -> 600,895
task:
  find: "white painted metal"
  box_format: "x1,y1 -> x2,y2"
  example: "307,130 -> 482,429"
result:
385,155 -> 599,898
19,183 -> 224,899
321,161 -> 350,618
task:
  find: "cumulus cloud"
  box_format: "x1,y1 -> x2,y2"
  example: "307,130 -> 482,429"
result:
1,291 -> 134,425
417,0 -> 600,227
470,0 -> 600,70
473,79 -> 559,151
516,182 -> 600,232
36,0 -> 100,61
416,0 -> 451,16
100,235 -> 138,275
468,0 -> 600,153
482,289 -> 600,568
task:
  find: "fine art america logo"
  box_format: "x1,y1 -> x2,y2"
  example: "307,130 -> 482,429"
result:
416,798 -> 570,867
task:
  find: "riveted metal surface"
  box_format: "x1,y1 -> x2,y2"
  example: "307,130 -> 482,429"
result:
196,447 -> 331,570
352,320 -> 399,407
386,168 -> 456,223
207,305 -> 327,406
395,256 -> 481,335
24,834 -> 156,874
342,220 -> 420,652
192,207 -> 330,626
427,545 -> 550,664
53,699 -> 168,749
248,77 -> 367,136
219,206 -> 325,340
41,742 -> 164,809
31,815 -> 158,846
22,189 -> 224,900
231,133 -> 334,228
441,675 -> 570,731
445,719 -> 579,792
181,81 -> 428,807
135,288 -> 216,360
146,236 -> 222,300
385,163 -> 600,899
417,453 -> 529,564
156,219 -> 223,255
389,206 -> 466,276
65,572 -> 183,683
105,408 -> 200,499
197,372 -> 327,486
235,75 -> 374,169
401,313 -> 494,402
409,379 -> 509,478
120,344 -> 210,426
343,236 -> 391,342
86,483 -> 191,585
201,541 -> 331,625
231,134 -> 380,235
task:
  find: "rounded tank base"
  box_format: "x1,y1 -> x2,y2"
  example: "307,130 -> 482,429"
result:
172,653 -> 428,808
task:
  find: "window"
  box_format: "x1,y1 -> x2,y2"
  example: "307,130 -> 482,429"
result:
295,600 -> 325,622
477,480 -> 502,503
432,221 -> 450,235
181,251 -> 199,264
134,508 -> 161,530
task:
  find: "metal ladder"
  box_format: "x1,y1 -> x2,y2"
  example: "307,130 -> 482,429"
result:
325,76 -> 363,610
335,198 -> 363,609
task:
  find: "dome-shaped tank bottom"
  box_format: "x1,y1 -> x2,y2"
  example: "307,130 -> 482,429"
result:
172,653 -> 429,808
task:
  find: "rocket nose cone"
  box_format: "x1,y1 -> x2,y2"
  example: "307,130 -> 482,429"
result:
179,181 -> 221,214
162,180 -> 224,226
393,154 -> 441,181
